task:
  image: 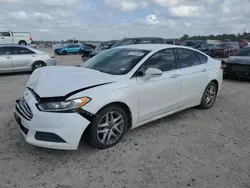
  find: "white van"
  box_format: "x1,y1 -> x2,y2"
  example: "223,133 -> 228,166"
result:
0,31 -> 33,45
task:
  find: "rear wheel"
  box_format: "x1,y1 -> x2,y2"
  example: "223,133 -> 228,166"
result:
88,105 -> 128,149
199,82 -> 218,109
32,61 -> 46,71
18,40 -> 27,46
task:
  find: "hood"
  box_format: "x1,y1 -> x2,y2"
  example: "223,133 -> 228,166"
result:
26,66 -> 116,98
228,56 -> 250,65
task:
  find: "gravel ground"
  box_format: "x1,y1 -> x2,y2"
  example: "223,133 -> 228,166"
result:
0,49 -> 250,188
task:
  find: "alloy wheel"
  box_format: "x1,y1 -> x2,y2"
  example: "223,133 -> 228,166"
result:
204,85 -> 216,107
97,111 -> 124,145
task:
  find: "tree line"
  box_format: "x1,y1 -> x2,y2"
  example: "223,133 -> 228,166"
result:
180,33 -> 250,42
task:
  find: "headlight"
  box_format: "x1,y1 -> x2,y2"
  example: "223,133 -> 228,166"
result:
37,97 -> 91,112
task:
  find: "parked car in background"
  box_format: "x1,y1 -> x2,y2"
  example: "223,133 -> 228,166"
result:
87,37 -> 167,59
14,44 -> 223,150
222,46 -> 250,79
239,39 -> 249,48
81,44 -> 95,61
181,40 -> 208,50
210,42 -> 240,58
0,31 -> 33,45
54,43 -> 84,55
165,39 -> 181,45
199,43 -> 220,56
88,41 -> 115,58
0,45 -> 56,73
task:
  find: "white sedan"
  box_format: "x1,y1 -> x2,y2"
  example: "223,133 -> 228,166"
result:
14,44 -> 223,150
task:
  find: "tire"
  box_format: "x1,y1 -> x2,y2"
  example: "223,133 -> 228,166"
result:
199,82 -> 218,109
62,51 -> 67,55
88,105 -> 129,149
32,61 -> 46,72
18,41 -> 27,46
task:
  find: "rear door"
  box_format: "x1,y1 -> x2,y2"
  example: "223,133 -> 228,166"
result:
0,47 -> 13,70
10,46 -> 37,68
175,48 -> 209,107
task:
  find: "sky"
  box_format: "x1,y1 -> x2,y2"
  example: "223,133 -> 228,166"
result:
0,0 -> 249,41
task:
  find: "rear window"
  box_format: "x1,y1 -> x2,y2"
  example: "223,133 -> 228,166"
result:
195,52 -> 208,64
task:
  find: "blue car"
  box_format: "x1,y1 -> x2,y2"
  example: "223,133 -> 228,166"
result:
55,43 -> 84,55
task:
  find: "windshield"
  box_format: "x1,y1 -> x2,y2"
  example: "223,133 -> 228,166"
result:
83,48 -> 150,75
181,41 -> 196,47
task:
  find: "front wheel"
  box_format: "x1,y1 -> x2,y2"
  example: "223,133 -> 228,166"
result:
88,105 -> 128,149
62,51 -> 67,55
199,82 -> 218,109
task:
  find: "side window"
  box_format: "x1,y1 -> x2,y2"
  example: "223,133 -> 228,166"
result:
138,39 -> 152,44
195,52 -> 208,64
3,32 -> 11,37
176,49 -> 200,68
10,47 -> 35,55
152,38 -> 165,44
143,49 -> 176,72
0,47 -> 10,55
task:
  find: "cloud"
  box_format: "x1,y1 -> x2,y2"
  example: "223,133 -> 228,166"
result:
0,0 -> 250,41
9,10 -> 28,20
40,0 -> 81,7
0,0 -> 22,3
104,0 -> 148,11
169,5 -> 202,17
34,13 -> 52,22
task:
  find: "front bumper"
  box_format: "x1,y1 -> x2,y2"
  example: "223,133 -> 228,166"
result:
223,63 -> 250,78
13,88 -> 91,150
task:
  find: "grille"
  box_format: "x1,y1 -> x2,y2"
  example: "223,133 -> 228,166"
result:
15,99 -> 33,121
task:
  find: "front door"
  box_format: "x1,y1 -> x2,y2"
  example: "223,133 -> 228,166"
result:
175,48 -> 209,107
0,47 -> 13,70
136,49 -> 181,122
1,32 -> 12,44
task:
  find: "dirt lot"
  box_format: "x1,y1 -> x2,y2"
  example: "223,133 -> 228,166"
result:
0,49 -> 250,188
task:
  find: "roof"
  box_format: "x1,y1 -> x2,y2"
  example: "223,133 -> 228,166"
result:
115,44 -> 194,51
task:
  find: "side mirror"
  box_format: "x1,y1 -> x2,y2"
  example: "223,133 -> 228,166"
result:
142,68 -> 162,81
5,52 -> 10,55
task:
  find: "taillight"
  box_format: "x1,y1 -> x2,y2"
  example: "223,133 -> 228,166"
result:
220,64 -> 223,70
29,37 -> 32,41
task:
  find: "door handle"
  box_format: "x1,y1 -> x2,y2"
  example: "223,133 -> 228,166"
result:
170,74 -> 180,78
201,68 -> 207,72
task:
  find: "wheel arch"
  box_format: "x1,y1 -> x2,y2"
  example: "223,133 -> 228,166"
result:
18,40 -> 27,45
31,60 -> 46,71
210,79 -> 219,90
95,101 -> 133,130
